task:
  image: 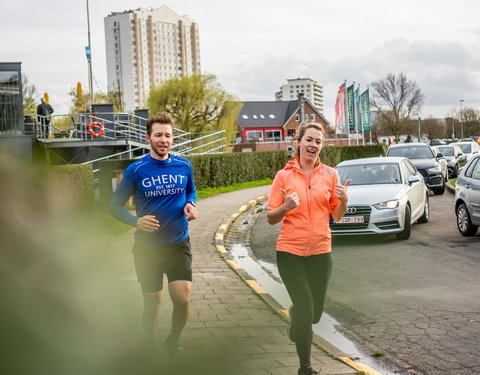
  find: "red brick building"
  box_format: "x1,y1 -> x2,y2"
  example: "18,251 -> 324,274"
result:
234,95 -> 334,152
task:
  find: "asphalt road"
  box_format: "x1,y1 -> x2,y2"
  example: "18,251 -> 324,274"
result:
251,191 -> 480,375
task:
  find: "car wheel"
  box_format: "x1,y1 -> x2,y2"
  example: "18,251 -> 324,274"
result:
434,180 -> 445,195
418,194 -> 429,223
453,164 -> 459,178
396,204 -> 411,240
456,203 -> 478,236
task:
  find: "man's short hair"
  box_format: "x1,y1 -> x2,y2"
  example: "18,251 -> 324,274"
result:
146,112 -> 174,136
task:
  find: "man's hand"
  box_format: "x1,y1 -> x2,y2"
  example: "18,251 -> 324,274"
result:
184,202 -> 198,221
136,215 -> 160,232
281,189 -> 300,211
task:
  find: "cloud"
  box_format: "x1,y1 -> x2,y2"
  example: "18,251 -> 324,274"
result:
218,37 -> 480,121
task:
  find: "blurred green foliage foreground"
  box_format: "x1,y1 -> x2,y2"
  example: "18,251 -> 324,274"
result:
0,152 -> 243,375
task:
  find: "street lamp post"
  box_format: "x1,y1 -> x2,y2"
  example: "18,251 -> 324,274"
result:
460,99 -> 464,139
86,0 -> 94,111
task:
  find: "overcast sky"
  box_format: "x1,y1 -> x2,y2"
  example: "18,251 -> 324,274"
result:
2,0 -> 480,123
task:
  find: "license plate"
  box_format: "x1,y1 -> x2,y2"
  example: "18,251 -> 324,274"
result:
338,216 -> 364,223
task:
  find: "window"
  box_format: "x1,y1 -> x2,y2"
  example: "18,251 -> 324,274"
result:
246,131 -> 263,141
311,114 -> 315,121
471,159 -> 480,180
465,158 -> 479,178
266,130 -> 282,141
269,114 -> 275,119
252,114 -> 258,119
295,114 -> 300,122
259,114 -> 265,119
242,114 -> 248,119
304,114 -> 308,121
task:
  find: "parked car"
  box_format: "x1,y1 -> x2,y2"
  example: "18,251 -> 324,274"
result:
433,145 -> 466,178
450,141 -> 480,162
454,154 -> 480,236
386,143 -> 447,195
331,157 -> 429,240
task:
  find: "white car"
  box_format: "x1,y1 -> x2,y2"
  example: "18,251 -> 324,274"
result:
450,141 -> 480,162
331,157 -> 429,240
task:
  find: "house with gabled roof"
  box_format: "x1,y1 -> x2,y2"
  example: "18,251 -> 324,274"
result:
233,95 -> 331,152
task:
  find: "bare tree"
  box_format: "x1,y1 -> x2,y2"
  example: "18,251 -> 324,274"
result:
371,73 -> 425,143
450,106 -> 480,138
421,117 -> 446,143
22,74 -> 38,115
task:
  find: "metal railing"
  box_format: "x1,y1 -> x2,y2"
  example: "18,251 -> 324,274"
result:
26,112 -> 226,157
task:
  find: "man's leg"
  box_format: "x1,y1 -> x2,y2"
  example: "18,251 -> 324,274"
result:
166,280 -> 192,347
142,290 -> 163,348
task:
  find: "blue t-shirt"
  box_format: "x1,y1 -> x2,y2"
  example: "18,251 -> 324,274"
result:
109,153 -> 197,246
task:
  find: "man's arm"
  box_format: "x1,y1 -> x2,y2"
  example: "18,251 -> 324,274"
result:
109,173 -> 160,232
183,163 -> 198,221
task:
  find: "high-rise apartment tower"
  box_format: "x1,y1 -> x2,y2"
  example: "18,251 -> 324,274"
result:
104,6 -> 200,110
275,78 -> 323,113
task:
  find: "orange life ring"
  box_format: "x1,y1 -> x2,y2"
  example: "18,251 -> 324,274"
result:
88,122 -> 104,137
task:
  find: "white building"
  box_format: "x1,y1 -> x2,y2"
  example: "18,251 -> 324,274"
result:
275,78 -> 324,113
104,6 -> 200,111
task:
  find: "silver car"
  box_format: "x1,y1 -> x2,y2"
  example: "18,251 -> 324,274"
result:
450,141 -> 480,162
331,157 -> 429,240
433,145 -> 466,178
454,154 -> 480,236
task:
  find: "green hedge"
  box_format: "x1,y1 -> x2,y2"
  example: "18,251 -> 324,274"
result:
98,151 -> 287,206
52,164 -> 95,211
98,145 -> 387,206
320,144 -> 387,167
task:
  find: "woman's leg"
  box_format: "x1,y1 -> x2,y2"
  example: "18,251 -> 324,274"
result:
276,251 -> 314,367
306,253 -> 332,324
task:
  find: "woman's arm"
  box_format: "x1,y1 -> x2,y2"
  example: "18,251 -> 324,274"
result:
331,179 -> 351,222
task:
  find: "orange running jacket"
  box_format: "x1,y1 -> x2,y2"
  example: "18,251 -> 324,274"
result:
267,158 -> 341,256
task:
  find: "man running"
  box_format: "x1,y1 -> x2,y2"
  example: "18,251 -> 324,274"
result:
110,112 -> 198,354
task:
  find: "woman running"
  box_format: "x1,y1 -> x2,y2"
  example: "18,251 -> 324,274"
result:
267,122 -> 350,375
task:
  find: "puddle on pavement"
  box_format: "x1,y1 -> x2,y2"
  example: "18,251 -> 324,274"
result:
230,243 -> 396,375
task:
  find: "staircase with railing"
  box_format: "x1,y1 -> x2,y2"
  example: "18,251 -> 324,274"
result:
28,112 -> 227,157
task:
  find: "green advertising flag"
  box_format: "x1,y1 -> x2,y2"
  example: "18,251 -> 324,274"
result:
346,84 -> 355,131
360,88 -> 371,132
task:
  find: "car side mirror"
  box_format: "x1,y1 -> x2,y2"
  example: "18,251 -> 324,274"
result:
436,152 -> 445,159
408,175 -> 420,185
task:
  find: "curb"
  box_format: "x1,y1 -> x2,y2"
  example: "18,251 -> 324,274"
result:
446,180 -> 455,194
214,195 -> 382,375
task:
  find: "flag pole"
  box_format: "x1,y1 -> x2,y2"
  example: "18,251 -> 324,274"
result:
345,80 -> 350,146
359,83 -> 365,145
353,81 -> 358,145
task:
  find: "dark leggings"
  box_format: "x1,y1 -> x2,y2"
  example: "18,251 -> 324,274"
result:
276,251 -> 332,366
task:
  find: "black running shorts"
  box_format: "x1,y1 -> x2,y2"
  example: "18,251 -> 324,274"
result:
132,237 -> 192,293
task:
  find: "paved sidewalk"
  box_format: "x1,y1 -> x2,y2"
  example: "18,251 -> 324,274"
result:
109,186 -> 359,375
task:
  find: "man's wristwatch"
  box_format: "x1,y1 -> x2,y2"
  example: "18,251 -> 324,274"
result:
188,201 -> 196,207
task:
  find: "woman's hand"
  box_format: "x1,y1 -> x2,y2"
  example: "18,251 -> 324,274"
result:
281,189 -> 300,211
332,179 -> 351,221
334,179 -> 351,203
267,189 -> 300,225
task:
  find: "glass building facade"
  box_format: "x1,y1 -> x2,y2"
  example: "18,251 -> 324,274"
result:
0,62 -> 24,135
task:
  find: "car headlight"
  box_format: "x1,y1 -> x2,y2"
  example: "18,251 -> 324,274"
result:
427,166 -> 441,173
374,200 -> 399,209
